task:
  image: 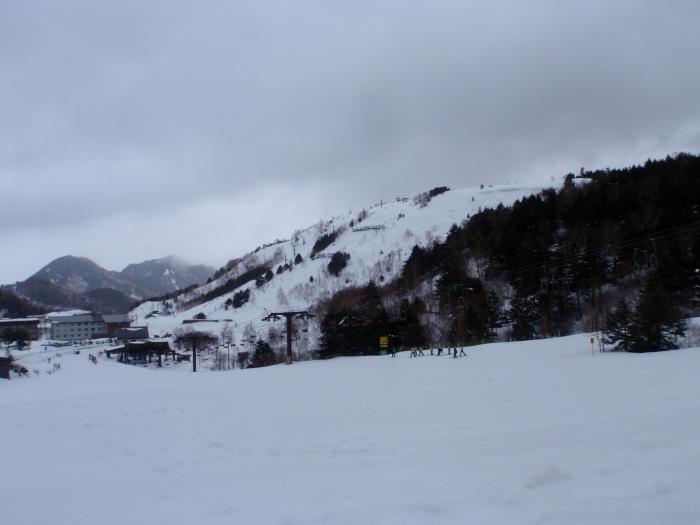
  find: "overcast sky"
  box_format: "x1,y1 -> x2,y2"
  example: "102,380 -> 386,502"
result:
2,0 -> 699,283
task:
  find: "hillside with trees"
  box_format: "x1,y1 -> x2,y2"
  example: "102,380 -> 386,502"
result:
0,289 -> 45,318
318,154 -> 699,355
130,154 -> 698,359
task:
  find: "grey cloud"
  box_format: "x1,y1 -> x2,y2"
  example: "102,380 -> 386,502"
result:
1,0 -> 699,281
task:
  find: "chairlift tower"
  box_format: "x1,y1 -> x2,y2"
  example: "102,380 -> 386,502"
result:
262,310 -> 314,364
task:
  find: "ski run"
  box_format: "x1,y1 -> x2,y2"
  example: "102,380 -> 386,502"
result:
2,328 -> 700,525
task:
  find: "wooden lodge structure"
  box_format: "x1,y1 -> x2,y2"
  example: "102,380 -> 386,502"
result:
105,340 -> 179,367
115,326 -> 149,343
0,317 -> 41,340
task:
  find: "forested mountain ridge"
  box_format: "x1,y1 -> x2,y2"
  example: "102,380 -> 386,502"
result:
320,154 -> 700,355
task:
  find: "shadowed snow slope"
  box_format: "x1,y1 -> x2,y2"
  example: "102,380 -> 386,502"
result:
2,335 -> 700,524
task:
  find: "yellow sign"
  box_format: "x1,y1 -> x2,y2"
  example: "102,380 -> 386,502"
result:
379,336 -> 389,348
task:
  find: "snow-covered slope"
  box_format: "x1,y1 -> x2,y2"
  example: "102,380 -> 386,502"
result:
3,334 -> 700,524
132,184 -> 545,343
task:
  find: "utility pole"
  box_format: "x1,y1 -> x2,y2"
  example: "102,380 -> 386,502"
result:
262,310 -> 314,364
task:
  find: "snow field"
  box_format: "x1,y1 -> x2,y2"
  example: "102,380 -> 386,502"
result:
2,335 -> 699,524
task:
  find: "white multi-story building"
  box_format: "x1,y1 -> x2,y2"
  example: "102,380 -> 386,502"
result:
50,314 -> 107,341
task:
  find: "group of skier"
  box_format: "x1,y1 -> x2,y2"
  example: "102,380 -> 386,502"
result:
391,346 -> 467,358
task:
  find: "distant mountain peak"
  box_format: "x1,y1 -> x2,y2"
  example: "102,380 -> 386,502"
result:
7,254 -> 215,313
121,256 -> 214,298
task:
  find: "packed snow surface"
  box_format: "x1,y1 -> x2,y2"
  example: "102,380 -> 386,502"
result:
2,336 -> 700,524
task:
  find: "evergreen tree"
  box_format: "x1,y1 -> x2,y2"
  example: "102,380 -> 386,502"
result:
602,298 -> 635,351
361,280 -> 382,315
319,310 -> 341,357
250,340 -> 277,367
631,285 -> 686,352
363,281 -> 390,353
319,307 -> 365,357
294,253 -> 303,265
461,304 -> 487,342
688,230 -> 700,310
397,298 -> 427,347
401,245 -> 432,289
232,289 -> 250,308
311,232 -> 337,256
327,252 -> 350,277
508,289 -> 540,341
485,290 -> 504,337
1,328 -> 15,347
1,328 -> 16,356
538,284 -> 575,337
13,328 -> 30,350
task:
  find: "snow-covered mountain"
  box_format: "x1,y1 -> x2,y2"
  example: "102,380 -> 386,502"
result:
30,255 -> 139,296
7,255 -> 214,313
121,256 -> 214,298
132,183 -> 546,344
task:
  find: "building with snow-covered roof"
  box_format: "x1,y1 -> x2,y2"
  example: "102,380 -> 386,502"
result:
115,326 -> 149,343
50,314 -> 107,341
0,317 -> 41,340
103,314 -> 131,336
